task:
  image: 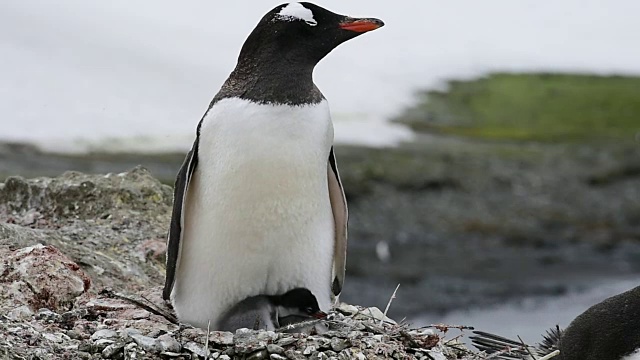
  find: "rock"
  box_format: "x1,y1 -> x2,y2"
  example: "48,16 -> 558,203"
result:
247,349 -> 269,360
210,331 -> 234,346
0,244 -> 90,312
184,341 -> 208,358
266,344 -> 285,354
5,305 -> 34,320
130,333 -> 162,353
330,338 -> 350,352
158,333 -> 181,353
91,329 -> 118,341
102,341 -> 125,358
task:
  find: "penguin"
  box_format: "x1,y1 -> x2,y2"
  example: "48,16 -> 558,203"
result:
470,285 -> 640,360
162,2 -> 384,329
217,288 -> 327,332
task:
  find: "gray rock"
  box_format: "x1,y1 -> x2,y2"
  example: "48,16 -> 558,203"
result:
130,333 -> 162,353
0,244 -> 90,313
94,339 -> 115,352
102,341 -> 125,358
266,344 -> 285,354
184,341 -> 208,358
210,331 -> 234,346
330,338 -> 350,352
5,305 -> 34,321
91,329 -> 118,341
284,349 -> 307,360
158,333 -> 181,353
247,349 -> 269,360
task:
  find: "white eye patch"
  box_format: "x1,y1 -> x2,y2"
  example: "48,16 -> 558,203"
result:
276,3 -> 317,26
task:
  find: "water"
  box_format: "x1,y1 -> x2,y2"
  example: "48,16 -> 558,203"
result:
1,0 -> 640,152
413,277 -> 639,346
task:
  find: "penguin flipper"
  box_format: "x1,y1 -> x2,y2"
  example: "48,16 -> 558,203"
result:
163,139 -> 199,300
328,147 -> 348,297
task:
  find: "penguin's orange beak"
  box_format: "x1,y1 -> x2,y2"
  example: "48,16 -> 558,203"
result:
339,18 -> 384,33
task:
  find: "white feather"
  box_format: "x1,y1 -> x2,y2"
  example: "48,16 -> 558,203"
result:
622,348 -> 640,360
171,97 -> 335,328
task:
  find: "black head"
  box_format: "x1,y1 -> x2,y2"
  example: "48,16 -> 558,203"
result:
211,3 -> 383,105
238,2 -> 384,67
275,288 -> 327,319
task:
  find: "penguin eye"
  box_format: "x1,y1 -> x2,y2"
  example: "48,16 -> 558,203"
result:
305,307 -> 314,314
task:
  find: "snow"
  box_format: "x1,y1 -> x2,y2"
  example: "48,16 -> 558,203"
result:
1,0 -> 640,153
277,3 -> 317,26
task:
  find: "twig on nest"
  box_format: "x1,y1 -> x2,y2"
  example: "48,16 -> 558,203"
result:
518,335 -> 537,359
381,284 -> 400,326
422,324 -> 475,332
99,288 -> 179,325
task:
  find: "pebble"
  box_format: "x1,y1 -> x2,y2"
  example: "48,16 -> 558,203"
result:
130,333 -> 162,353
184,341 -> 208,357
330,338 -> 350,352
102,341 -> 125,358
158,333 -> 181,353
90,329 -> 118,341
266,344 -> 284,354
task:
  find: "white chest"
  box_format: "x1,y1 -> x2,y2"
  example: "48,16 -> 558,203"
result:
172,98 -> 336,328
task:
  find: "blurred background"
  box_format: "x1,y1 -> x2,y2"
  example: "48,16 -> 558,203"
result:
1,0 -> 639,344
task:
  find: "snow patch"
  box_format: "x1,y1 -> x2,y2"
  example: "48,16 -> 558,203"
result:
277,3 -> 317,26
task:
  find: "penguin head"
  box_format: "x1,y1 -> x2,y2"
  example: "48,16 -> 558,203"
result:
275,288 -> 327,319
238,2 -> 384,66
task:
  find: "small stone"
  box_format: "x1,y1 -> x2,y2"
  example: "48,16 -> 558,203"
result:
122,328 -> 141,338
267,344 -> 284,354
36,308 -> 60,322
94,339 -> 115,352
335,304 -> 359,315
159,352 -> 182,358
303,345 -> 316,355
276,337 -> 297,347
102,342 -> 125,358
270,355 -> 286,360
210,331 -> 234,346
247,349 -> 269,360
91,329 -> 118,341
158,333 -> 181,353
6,305 -> 34,320
330,338 -> 349,352
130,333 -> 162,353
66,330 -> 82,340
184,341 -> 207,358
323,350 -> 337,357
42,332 -> 65,343
219,355 -> 231,360
284,349 -> 307,360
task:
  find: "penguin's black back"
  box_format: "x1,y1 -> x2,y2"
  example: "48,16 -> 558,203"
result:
559,285 -> 640,360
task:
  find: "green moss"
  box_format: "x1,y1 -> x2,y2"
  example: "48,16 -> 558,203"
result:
396,73 -> 640,142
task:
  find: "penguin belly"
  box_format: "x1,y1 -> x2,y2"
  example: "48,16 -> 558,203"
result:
171,98 -> 335,328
